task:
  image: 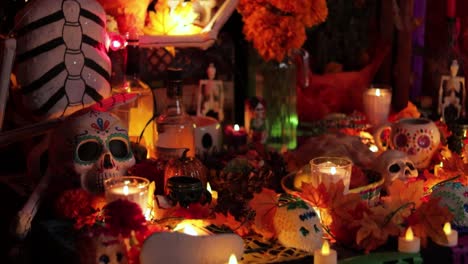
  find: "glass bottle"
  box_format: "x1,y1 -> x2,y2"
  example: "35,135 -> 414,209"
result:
155,67 -> 195,159
112,34 -> 156,158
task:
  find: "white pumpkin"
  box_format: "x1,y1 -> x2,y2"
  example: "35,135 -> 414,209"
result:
14,0 -> 111,121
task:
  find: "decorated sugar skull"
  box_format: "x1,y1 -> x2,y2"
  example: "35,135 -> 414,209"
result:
49,108 -> 135,193
77,234 -> 128,264
273,194 -> 322,252
373,150 -> 418,190
14,0 -> 111,121
431,182 -> 468,228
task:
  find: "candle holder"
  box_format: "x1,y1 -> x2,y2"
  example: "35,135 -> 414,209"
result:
362,85 -> 392,128
104,176 -> 150,212
310,157 -> 353,193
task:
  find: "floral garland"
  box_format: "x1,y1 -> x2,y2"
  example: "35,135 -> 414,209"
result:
238,0 -> 328,62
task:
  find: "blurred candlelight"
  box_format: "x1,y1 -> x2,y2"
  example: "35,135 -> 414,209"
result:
228,254 -> 238,264
207,182 -> 218,200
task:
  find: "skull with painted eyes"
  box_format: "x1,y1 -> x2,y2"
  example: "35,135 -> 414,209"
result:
49,109 -> 135,193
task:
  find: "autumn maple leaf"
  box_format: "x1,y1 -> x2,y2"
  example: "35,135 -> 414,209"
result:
301,182 -> 330,209
381,179 -> 425,225
354,206 -> 400,253
248,188 -> 278,239
407,197 -> 453,247
209,212 -> 251,237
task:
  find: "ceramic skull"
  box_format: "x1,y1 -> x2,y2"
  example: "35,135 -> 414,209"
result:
14,0 -> 111,121
373,150 -> 418,190
49,108 -> 135,193
273,194 -> 322,252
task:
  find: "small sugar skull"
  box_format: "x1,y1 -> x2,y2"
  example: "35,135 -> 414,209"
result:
273,194 -> 322,252
49,108 -> 135,193
373,150 -> 418,190
77,234 -> 128,264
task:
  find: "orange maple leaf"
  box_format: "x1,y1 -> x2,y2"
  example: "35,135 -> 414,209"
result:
407,197 -> 454,247
209,212 -> 251,237
248,188 -> 278,239
301,182 -> 330,209
381,179 -> 425,225
353,206 -> 401,253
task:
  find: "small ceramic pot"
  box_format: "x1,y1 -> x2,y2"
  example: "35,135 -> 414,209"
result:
166,176 -> 211,208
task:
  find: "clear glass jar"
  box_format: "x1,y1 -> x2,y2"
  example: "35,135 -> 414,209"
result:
155,67 -> 195,159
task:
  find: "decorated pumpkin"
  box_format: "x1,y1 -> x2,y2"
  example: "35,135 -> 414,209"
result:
164,148 -> 207,194
14,0 -> 111,121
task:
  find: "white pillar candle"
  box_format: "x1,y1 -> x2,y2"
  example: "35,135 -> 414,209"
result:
398,227 -> 420,253
363,87 -> 392,127
314,240 -> 337,264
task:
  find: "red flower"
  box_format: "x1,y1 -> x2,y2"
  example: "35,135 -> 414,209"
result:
103,199 -> 147,237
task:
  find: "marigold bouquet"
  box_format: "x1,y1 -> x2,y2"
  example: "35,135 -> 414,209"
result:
238,0 -> 328,62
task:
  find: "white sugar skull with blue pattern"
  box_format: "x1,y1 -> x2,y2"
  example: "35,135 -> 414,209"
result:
273,194 -> 323,252
49,109 -> 135,193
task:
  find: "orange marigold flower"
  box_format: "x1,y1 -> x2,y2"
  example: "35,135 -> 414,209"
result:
238,0 -> 328,62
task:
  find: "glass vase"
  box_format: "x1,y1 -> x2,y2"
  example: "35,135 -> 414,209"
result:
260,57 -> 298,150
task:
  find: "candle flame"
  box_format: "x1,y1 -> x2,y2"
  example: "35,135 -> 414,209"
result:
207,182 -> 212,193
376,89 -> 381,96
183,225 -> 198,236
321,240 -> 330,255
369,145 -> 379,152
228,254 -> 238,264
330,167 -> 337,175
439,162 -> 443,168
443,222 -> 452,235
123,185 -> 129,196
234,124 -> 240,131
405,227 -> 414,241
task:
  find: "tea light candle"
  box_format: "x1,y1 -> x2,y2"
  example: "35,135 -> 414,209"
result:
440,222 -> 458,247
314,240 -> 337,264
398,227 -> 420,253
104,176 -> 150,212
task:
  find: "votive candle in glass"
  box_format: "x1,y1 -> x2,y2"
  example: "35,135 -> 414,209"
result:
310,157 -> 353,193
363,86 -> 392,128
104,176 -> 150,212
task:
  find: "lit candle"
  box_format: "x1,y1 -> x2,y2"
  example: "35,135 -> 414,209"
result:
398,227 -> 420,253
362,87 -> 392,127
224,124 -> 247,148
207,182 -> 218,200
228,254 -> 238,264
439,222 -> 458,247
310,157 -> 353,193
173,220 -> 212,236
104,176 -> 150,212
434,162 -> 444,177
314,240 -> 337,264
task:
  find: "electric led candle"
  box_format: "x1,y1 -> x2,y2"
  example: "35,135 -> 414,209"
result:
398,227 -> 420,253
